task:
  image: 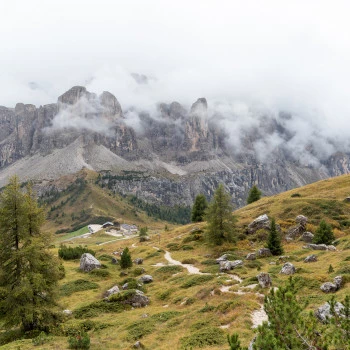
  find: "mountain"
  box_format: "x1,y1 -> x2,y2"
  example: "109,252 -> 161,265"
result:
1,86 -> 349,208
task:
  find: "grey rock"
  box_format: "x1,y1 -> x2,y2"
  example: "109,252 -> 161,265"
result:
105,285 -> 120,297
327,245 -> 337,251
216,254 -> 229,263
280,262 -> 296,275
295,215 -> 308,226
111,257 -> 119,264
133,340 -> 144,348
315,302 -> 345,322
219,260 -> 243,272
123,289 -> 150,307
246,253 -> 256,260
138,275 -> 153,284
79,253 -> 101,272
304,254 -> 317,263
258,248 -> 272,258
306,244 -> 328,250
334,276 -> 343,289
300,232 -> 314,243
247,214 -> 270,234
62,309 -> 72,316
134,258 -> 144,265
320,282 -> 338,293
257,273 -> 272,288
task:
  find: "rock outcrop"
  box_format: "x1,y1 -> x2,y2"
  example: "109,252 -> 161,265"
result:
304,254 -> 317,263
247,215 -> 270,234
219,260 -> 243,272
315,302 -> 345,322
257,248 -> 272,258
138,275 -> 153,284
280,262 -> 296,275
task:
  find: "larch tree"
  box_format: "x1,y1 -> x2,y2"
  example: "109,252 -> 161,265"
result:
205,184 -> 236,245
191,194 -> 208,222
0,176 -> 61,331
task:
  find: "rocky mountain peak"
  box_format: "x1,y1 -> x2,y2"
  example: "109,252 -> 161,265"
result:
190,98 -> 208,117
58,86 -> 96,105
99,91 -> 123,118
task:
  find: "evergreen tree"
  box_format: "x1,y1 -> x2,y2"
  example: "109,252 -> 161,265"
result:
313,220 -> 335,245
120,247 -> 132,269
227,333 -> 247,350
205,184 -> 236,245
267,218 -> 283,256
191,194 -> 208,222
0,177 -> 61,331
247,185 -> 262,204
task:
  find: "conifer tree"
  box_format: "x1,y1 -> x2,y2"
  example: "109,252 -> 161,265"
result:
191,194 -> 208,222
247,185 -> 262,204
120,247 -> 132,269
267,218 -> 283,255
0,176 -> 61,331
205,184 -> 236,245
313,220 -> 335,245
227,333 -> 247,350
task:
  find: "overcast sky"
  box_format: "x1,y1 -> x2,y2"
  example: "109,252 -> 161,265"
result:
1,0 -> 350,133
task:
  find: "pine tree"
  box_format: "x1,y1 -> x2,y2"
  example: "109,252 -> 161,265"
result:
247,185 -> 262,204
0,177 -> 61,331
313,220 -> 335,245
227,333 -> 247,350
120,247 -> 132,269
205,184 -> 236,245
191,194 -> 208,222
267,218 -> 283,256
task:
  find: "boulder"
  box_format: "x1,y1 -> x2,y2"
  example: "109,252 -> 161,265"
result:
304,254 -> 317,263
295,215 -> 308,227
119,289 -> 150,307
216,254 -> 229,263
134,258 -> 143,265
257,273 -> 272,288
320,282 -> 338,293
138,275 -> 153,284
315,302 -> 345,322
111,257 -> 119,265
246,253 -> 257,260
79,253 -> 101,272
334,276 -> 343,289
133,341 -> 145,348
257,248 -> 272,258
63,309 -> 72,316
219,260 -> 243,272
247,214 -> 270,234
300,232 -> 314,243
280,262 -> 296,275
277,256 -> 290,263
306,244 -> 328,250
287,225 -> 304,239
327,245 -> 337,251
105,285 -> 120,297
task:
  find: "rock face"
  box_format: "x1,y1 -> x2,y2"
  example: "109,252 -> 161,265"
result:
79,253 -> 101,272
280,262 -> 296,275
138,275 -> 153,284
2,86 -> 350,209
304,254 -> 317,263
315,302 -> 345,322
219,260 -> 243,272
247,215 -> 270,234
257,273 -> 272,288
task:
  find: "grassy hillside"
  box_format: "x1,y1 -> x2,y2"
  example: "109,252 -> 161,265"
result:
1,174 -> 350,349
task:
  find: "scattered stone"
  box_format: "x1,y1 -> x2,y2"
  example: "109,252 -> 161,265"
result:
111,257 -> 119,265
296,215 -> 308,226
133,340 -> 145,348
190,226 -> 200,233
269,262 -> 276,265
344,197 -> 350,203
287,215 -> 308,239
79,253 -> 101,272
123,290 -> 150,307
141,313 -> 149,318
139,236 -> 150,242
63,309 -> 72,316
216,254 -> 229,263
219,260 -> 243,272
304,254 -> 317,263
334,276 -> 343,289
327,245 -> 337,251
300,232 -> 314,243
247,214 -> 270,234
123,282 -> 143,290
257,248 -> 272,258
246,253 -> 256,260
257,273 -> 272,288
138,275 -> 153,284
120,271 -> 128,277
315,302 -> 345,322
134,258 -> 144,265
285,237 -> 293,243
277,256 -> 290,262
105,285 -> 120,297
320,282 -> 338,293
280,262 -> 296,275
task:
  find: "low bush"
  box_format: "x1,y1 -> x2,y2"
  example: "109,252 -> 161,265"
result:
166,243 -> 180,251
68,331 -> 90,349
181,258 -> 197,264
132,267 -> 145,276
180,327 -> 225,348
74,300 -> 128,318
182,245 -> 194,251
155,265 -> 183,278
58,245 -> 95,260
89,269 -> 110,279
60,279 -> 99,296
181,275 -> 214,288
291,193 -> 301,198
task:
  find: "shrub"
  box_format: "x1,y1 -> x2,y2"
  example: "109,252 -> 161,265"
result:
32,331 -> 50,346
291,193 -> 301,198
155,265 -> 183,278
60,279 -> 99,296
180,327 -> 225,348
120,247 -> 132,269
313,220 -> 335,245
181,275 -> 214,288
89,269 -> 110,278
182,245 -> 194,250
133,267 -> 145,276
74,300 -> 128,318
181,258 -> 197,264
68,331 -> 90,349
58,245 -> 95,260
166,243 -> 180,251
